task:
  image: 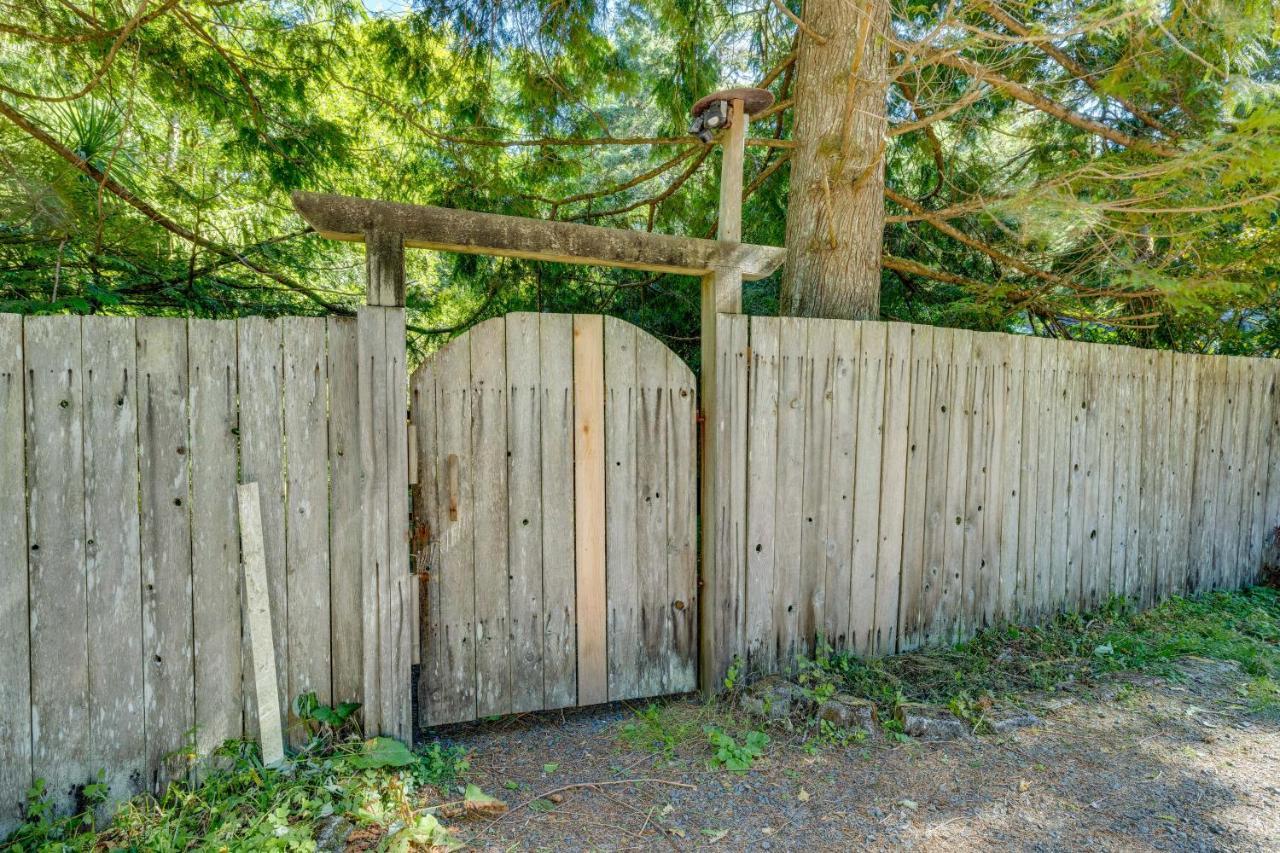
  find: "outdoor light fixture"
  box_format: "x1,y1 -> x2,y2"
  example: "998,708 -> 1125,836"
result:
688,87 -> 775,144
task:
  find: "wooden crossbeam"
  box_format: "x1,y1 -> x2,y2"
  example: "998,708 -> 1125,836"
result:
291,191 -> 785,281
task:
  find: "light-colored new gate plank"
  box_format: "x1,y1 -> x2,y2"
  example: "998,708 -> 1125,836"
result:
283,318 -> 332,726
137,317 -> 194,793
82,317 -> 145,807
573,315 -> 608,706
505,314 -> 545,712
187,320 -> 241,768
539,314 -> 577,708
24,316 -> 89,816
0,315 -> 29,834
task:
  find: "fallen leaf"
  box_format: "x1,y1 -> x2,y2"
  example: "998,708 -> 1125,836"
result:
463,784 -> 507,817
701,828 -> 728,842
899,799 -> 918,811
1018,779 -> 1031,793
797,788 -> 810,802
543,762 -> 560,774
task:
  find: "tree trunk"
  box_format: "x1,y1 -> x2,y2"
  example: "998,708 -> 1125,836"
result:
780,0 -> 890,320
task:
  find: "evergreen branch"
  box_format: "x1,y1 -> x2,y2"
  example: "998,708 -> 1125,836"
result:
0,99 -> 349,313
927,53 -> 1182,157
970,0 -> 1175,138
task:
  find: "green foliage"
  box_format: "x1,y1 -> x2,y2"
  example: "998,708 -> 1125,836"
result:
704,726 -> 770,772
620,702 -> 704,759
292,690 -> 362,742
0,0 -> 1277,358
800,586 -> 1280,718
3,710 -> 473,850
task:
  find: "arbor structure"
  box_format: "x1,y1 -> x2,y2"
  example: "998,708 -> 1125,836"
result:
1,1 -> 1277,355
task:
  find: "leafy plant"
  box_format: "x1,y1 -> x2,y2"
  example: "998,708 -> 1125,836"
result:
705,726 -> 769,772
293,690 -> 362,742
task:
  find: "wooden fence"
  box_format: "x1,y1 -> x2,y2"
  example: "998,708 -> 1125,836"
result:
707,315 -> 1280,682
0,309 -> 409,833
411,313 -> 698,726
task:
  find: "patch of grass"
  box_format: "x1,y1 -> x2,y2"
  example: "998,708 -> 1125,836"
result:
804,586 -> 1280,717
619,701 -> 727,760
3,702 -> 474,851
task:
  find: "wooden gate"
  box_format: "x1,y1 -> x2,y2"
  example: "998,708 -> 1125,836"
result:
411,313 -> 697,727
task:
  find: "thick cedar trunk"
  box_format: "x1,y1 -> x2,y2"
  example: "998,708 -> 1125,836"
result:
780,0 -> 890,320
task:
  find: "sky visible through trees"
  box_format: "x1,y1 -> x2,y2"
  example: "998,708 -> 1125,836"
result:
1,0 -> 1278,362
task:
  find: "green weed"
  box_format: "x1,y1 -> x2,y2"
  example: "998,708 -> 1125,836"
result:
705,727 -> 769,772
3,698 -> 473,851
800,587 -> 1280,718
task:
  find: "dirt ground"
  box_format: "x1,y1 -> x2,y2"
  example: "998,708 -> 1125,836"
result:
428,658 -> 1280,851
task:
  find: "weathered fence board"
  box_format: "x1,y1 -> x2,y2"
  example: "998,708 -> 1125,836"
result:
84,317 -> 144,804
506,312 -> 545,713
718,315 -> 1278,683
24,316 -> 89,818
413,313 -> 697,725
284,318 -> 332,724
0,312 -> 406,828
327,316 -> 363,707
539,313 -> 578,708
137,318 -> 195,793
189,319 -> 242,766
0,314 -> 30,837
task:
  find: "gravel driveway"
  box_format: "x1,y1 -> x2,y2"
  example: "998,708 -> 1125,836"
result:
425,658 -> 1280,851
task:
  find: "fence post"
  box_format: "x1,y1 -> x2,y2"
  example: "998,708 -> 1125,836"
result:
358,229 -> 412,740
699,96 -> 747,696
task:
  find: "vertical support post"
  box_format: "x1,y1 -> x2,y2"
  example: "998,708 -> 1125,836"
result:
359,229 -> 412,740
699,97 -> 747,696
717,99 -> 746,244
